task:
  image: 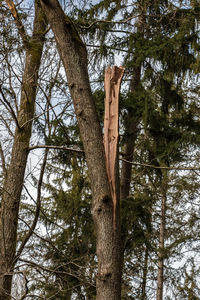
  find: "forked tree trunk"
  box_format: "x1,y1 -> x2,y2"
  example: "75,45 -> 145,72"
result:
0,2 -> 47,299
40,1 -> 124,299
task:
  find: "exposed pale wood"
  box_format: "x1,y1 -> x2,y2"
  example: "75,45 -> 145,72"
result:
5,0 -> 29,46
104,66 -> 124,229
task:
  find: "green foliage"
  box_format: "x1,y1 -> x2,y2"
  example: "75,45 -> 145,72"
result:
121,194 -> 152,250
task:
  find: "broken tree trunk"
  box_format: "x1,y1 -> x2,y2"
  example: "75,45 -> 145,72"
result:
104,66 -> 124,229
39,1 -> 124,298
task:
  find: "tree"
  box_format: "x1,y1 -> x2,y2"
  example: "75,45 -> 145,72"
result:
39,2 -> 124,299
0,1 -> 47,298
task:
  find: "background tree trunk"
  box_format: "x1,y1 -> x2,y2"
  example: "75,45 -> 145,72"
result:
156,169 -> 168,300
120,66 -> 141,202
0,2 -> 47,298
40,1 -> 123,299
141,247 -> 148,300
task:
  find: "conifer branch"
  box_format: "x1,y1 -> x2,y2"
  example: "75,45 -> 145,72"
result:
86,44 -> 131,53
79,15 -> 140,29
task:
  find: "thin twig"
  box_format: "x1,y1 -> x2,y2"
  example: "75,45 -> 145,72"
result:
0,115 -> 14,137
0,85 -> 21,130
20,102 -> 62,129
120,157 -> 200,171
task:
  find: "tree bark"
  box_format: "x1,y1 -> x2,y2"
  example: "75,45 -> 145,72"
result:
40,1 -> 123,299
0,2 -> 47,299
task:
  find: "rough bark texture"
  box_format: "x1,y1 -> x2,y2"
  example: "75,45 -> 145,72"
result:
104,66 -> 124,229
0,2 -> 47,299
156,170 -> 167,300
40,1 -> 122,299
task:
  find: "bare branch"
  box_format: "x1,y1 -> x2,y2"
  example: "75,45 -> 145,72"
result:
28,146 -> 199,171
0,115 -> 15,137
20,102 -> 62,129
0,142 -> 7,178
18,272 -> 29,300
5,0 -> 29,46
28,144 -> 84,153
0,85 -> 21,130
15,150 -> 48,262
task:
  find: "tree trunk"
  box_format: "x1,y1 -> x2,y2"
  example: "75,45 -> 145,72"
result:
120,8 -> 144,203
120,12 -> 143,248
141,247 -> 148,300
120,66 -> 141,202
156,170 -> 167,300
40,1 -> 123,299
0,2 -> 47,299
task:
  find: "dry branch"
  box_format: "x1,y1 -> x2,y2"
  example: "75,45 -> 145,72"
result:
28,144 -> 84,153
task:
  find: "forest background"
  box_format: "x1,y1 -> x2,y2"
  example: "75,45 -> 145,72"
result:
0,0 -> 200,299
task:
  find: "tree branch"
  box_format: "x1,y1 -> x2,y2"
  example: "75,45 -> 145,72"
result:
0,85 -> 21,130
28,145 -> 199,171
120,157 -> 200,171
29,144 -> 84,153
5,0 -> 29,47
0,142 -> 7,179
79,14 -> 140,29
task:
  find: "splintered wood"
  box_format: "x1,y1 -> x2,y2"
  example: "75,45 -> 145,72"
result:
6,0 -> 17,18
104,66 -> 124,229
